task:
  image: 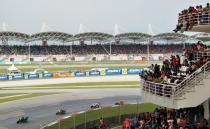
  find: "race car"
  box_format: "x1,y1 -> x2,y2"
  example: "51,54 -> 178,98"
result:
16,116 -> 29,124
90,103 -> 101,109
114,100 -> 125,106
56,109 -> 66,115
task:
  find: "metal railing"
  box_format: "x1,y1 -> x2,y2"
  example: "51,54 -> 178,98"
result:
142,60 -> 210,101
178,12 -> 210,26
194,51 -> 210,61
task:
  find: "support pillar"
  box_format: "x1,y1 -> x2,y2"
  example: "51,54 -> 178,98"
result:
203,98 -> 210,120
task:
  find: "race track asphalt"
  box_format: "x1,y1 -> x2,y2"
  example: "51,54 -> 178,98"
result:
0,75 -> 141,129
0,89 -> 142,129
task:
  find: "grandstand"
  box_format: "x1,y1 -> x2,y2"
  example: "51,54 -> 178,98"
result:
140,2 -> 210,129
0,31 -> 205,63
1,2 -> 210,129
174,2 -> 210,33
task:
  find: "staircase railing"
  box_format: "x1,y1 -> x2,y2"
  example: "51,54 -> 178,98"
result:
174,60 -> 210,98
142,60 -> 210,101
194,51 -> 210,61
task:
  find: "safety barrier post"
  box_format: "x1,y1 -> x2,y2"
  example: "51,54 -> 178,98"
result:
118,105 -> 121,124
84,111 -> 86,129
204,64 -> 206,79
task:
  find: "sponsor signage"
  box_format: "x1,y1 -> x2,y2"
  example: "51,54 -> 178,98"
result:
43,73 -> 53,78
13,74 -> 24,80
127,68 -> 144,74
105,69 -> 122,75
28,74 -> 39,79
89,70 -> 100,76
74,71 -> 86,76
0,74 -> 9,80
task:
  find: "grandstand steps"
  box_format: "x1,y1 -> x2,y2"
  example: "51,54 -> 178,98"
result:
142,61 -> 210,110
176,77 -> 210,108
190,25 -> 210,33
174,96 -> 186,100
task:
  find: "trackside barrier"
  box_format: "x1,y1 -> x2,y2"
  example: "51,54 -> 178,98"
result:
53,73 -> 61,78
0,68 -> 144,81
127,68 -> 144,75
0,74 -> 9,80
89,70 -> 101,76
74,71 -> 87,77
43,73 -> 53,78
105,69 -> 122,75
12,74 -> 24,80
28,73 -> 39,79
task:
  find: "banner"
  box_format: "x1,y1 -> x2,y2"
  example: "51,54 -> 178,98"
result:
100,69 -> 106,76
89,70 -> 100,76
13,74 -> 24,80
74,71 -> 86,77
127,68 -> 144,74
28,74 -> 39,79
0,74 -> 9,80
122,69 -> 127,75
105,69 -> 122,75
43,73 -> 53,78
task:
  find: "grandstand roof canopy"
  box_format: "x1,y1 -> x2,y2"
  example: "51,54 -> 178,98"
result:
0,31 -> 30,42
191,33 -> 210,41
115,32 -> 152,41
29,31 -> 73,42
152,33 -> 189,41
72,32 -> 113,41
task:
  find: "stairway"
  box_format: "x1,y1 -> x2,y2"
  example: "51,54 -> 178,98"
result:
142,60 -> 210,109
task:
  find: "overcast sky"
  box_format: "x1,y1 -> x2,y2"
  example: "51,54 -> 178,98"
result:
0,0 -> 209,34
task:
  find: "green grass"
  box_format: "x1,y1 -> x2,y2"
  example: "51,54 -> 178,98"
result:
111,125 -> 122,129
0,93 -> 58,103
44,103 -> 157,129
2,86 -> 139,90
0,93 -> 25,97
1,81 -> 140,90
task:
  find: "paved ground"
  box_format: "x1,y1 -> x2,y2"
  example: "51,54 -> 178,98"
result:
0,75 -> 141,129
0,89 -> 142,129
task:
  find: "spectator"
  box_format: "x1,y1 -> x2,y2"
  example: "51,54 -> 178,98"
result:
174,3 -> 210,32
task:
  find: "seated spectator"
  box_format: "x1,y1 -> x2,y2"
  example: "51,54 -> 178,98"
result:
177,114 -> 187,128
140,42 -> 209,91
174,3 -> 210,32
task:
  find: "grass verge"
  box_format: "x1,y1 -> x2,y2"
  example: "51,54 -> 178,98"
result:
0,93 -> 26,97
1,81 -> 140,90
44,103 -> 157,129
0,93 -> 58,103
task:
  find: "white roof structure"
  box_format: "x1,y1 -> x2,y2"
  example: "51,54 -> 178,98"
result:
152,33 -> 189,41
191,33 -> 210,41
0,30 -> 209,45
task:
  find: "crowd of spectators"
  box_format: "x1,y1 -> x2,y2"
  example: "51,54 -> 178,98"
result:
140,41 -> 209,85
174,3 -> 210,33
122,106 -> 207,129
0,44 -> 190,55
